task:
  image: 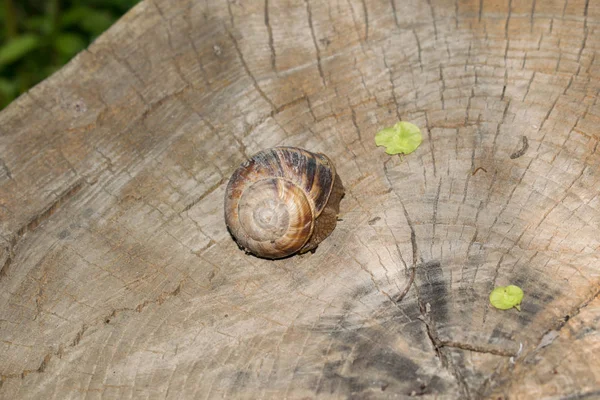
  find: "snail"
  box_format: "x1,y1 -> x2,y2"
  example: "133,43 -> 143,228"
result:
224,147 -> 344,259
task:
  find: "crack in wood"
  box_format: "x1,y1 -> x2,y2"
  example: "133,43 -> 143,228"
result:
390,0 -> 399,28
0,157 -> 12,180
487,289 -> 600,397
226,28 -> 276,110
431,178 -> 442,255
393,264 -> 415,303
183,12 -> 210,87
0,180 -> 84,281
305,0 -> 327,87
226,0 -> 235,28
426,0 -> 438,40
424,112 -> 437,176
180,177 -> 227,214
413,29 -> 423,71
360,0 -> 369,41
264,0 -> 277,72
382,47 -> 402,122
531,288 -> 600,356
439,341 -> 516,357
0,280 -> 184,385
0,254 -> 12,280
304,0 -> 327,86
530,0 -> 537,33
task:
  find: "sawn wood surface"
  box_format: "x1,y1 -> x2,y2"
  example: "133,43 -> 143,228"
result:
1,0 -> 599,398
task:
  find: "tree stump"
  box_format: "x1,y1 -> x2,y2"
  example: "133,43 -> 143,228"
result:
1,0 -> 599,398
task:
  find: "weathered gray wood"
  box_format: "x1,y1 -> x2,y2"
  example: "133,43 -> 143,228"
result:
1,0 -> 599,398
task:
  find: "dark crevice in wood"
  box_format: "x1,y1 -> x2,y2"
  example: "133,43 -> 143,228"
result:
424,112 -> 437,176
488,289 -> 600,397
180,177 -> 227,214
0,351 -> 54,383
360,0 -> 369,41
504,0 -> 512,40
383,160 -> 420,306
305,94 -> 317,121
151,0 -> 165,20
0,281 -> 185,384
390,0 -> 399,28
532,288 -> 600,355
0,157 -> 12,180
350,108 -> 362,144
19,181 -> 85,236
440,341 -> 516,357
71,324 -> 87,347
530,0 -> 537,33
183,12 -> 210,87
387,166 -> 467,393
0,254 -> 12,280
384,178 -> 473,398
225,29 -> 275,110
273,95 -> 308,115
492,99 -> 511,153
413,29 -> 423,71
419,303 -> 444,362
226,0 -> 235,28
264,0 -> 277,72
416,308 -> 474,399
431,178 -> 442,255
305,0 -> 327,87
382,47 -> 402,122
1,180 -> 84,281
393,265 -> 415,303
139,87 -> 188,122
535,95 -> 560,150
426,0 -> 438,40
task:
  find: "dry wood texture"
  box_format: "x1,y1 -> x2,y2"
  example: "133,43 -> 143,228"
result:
1,0 -> 600,398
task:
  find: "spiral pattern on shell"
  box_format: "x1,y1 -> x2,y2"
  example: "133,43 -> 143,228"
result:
224,147 -> 337,259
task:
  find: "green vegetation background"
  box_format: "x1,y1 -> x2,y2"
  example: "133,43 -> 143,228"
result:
0,0 -> 139,110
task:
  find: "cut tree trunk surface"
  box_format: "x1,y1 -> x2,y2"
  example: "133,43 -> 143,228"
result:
1,0 -> 599,398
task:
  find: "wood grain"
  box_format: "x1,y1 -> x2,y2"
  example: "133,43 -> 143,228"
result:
1,0 -> 599,398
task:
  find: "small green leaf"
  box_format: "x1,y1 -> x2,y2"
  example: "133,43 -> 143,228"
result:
490,285 -> 524,311
375,121 -> 423,155
0,35 -> 41,67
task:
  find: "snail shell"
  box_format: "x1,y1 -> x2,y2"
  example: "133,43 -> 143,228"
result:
224,147 -> 344,259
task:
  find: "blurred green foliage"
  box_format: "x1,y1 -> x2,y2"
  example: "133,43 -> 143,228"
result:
0,0 -> 140,110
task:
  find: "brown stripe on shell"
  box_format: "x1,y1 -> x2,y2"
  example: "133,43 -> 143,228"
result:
273,147 -> 335,218
224,146 -> 336,259
234,178 -> 313,258
308,152 -> 335,215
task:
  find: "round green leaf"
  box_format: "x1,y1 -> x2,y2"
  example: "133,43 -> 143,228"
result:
489,285 -> 524,311
375,121 -> 423,155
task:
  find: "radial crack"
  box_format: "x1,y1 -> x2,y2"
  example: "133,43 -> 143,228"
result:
264,0 -> 277,71
0,157 -> 12,180
226,29 -> 276,109
305,0 -> 326,86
